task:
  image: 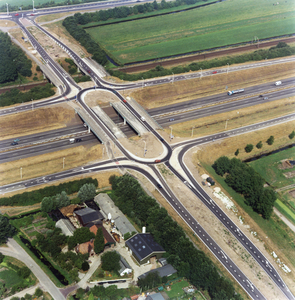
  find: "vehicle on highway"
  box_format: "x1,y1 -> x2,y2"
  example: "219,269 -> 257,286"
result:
75,138 -> 82,142
212,71 -> 217,74
160,138 -> 164,142
169,118 -> 175,121
264,97 -> 268,100
30,13 -> 34,16
259,95 -> 263,97
69,138 -> 75,144
11,141 -> 18,146
14,138 -> 20,142
227,88 -> 244,95
15,13 -> 19,16
123,99 -> 127,103
83,123 -> 87,127
141,116 -> 146,121
275,81 -> 282,86
157,183 -> 162,189
87,70 -> 91,73
155,159 -> 161,163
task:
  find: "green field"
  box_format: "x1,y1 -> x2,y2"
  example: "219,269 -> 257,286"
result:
2,0 -> 64,8
86,0 -> 295,64
275,199 -> 295,225
249,147 -> 295,189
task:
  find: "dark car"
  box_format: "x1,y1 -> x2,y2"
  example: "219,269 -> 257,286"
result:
87,70 -> 91,73
157,183 -> 162,189
11,141 -> 18,146
75,138 -> 82,142
259,95 -> 263,97
160,138 -> 164,142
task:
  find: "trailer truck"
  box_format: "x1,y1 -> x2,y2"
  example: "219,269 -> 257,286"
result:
227,88 -> 244,96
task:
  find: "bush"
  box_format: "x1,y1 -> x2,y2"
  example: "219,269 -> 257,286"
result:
234,149 -> 239,156
245,144 -> 253,153
36,66 -> 41,72
34,287 -> 43,297
81,261 -> 90,271
33,76 -> 38,81
0,253 -> 4,263
267,135 -> 274,145
289,130 -> 295,139
256,141 -> 263,149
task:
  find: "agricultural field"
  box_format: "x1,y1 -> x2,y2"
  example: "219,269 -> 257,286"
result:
86,0 -> 295,64
249,147 -> 295,189
3,0 -> 64,9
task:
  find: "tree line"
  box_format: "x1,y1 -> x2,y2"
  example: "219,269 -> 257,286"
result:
0,32 -> 32,84
0,177 -> 98,206
109,174 -> 242,300
212,157 -> 277,219
0,84 -> 55,107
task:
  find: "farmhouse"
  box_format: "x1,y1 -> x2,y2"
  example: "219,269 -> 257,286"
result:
125,233 -> 165,265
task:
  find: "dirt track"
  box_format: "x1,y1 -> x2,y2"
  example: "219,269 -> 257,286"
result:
118,37 -> 295,73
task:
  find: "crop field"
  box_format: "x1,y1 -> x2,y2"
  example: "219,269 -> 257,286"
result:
86,0 -> 295,64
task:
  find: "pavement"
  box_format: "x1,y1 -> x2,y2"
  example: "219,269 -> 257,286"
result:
4,284 -> 40,300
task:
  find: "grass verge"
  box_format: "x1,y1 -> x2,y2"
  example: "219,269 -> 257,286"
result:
274,199 -> 295,225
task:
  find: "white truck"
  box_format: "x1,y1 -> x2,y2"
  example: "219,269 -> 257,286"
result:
275,81 -> 282,86
69,138 -> 75,144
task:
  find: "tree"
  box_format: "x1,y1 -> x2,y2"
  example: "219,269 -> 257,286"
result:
289,131 -> 295,139
256,141 -> 263,149
94,228 -> 105,254
101,251 -> 120,273
234,149 -> 239,156
245,144 -> 253,153
0,253 -> 4,263
212,156 -> 231,176
0,215 -> 16,244
41,196 -> 54,212
82,261 -> 90,271
68,227 -> 95,250
17,266 -> 31,279
267,135 -> 274,145
55,191 -> 70,209
34,287 -> 43,298
78,183 -> 97,202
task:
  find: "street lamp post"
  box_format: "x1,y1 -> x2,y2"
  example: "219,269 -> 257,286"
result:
191,126 -> 195,138
169,126 -> 173,141
20,167 -> 22,179
227,63 -> 229,74
142,77 -> 144,89
172,72 -> 174,84
32,0 -> 34,12
31,99 -> 33,111
63,157 -> 65,169
6,3 -> 9,15
225,119 -> 229,130
200,68 -> 202,79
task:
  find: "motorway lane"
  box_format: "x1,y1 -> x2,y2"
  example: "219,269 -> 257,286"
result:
0,133 -> 97,163
0,124 -> 86,149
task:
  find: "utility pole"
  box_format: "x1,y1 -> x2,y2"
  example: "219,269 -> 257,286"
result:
63,157 -> 65,169
172,72 -> 174,84
31,99 -> 33,111
169,126 -> 173,141
6,3 -> 9,15
200,68 -> 202,79
227,63 -> 229,74
225,119 -> 229,130
142,77 -> 144,89
20,167 -> 22,179
191,126 -> 195,138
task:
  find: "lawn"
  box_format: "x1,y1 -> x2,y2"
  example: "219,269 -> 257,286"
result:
0,269 -> 23,288
165,280 -> 189,298
249,147 -> 295,189
86,0 -> 295,64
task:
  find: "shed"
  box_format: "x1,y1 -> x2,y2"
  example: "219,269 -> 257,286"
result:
55,219 -> 75,236
146,293 -> 165,300
119,255 -> 132,276
125,233 -> 165,265
74,207 -> 104,226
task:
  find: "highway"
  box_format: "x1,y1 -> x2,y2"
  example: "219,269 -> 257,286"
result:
0,8 -> 294,300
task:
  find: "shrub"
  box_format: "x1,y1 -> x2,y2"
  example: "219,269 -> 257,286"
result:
267,136 -> 274,145
81,261 -> 90,271
234,149 -> 239,156
256,141 -> 263,149
245,144 -> 253,153
289,131 -> 295,139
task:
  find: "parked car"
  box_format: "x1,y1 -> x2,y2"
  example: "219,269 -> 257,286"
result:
11,141 -> 18,146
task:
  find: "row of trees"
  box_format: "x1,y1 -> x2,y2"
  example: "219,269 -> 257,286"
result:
0,177 -> 98,206
109,174 -> 242,300
212,157 -> 276,219
109,42 -> 295,80
40,183 -> 97,212
0,215 -> 16,244
0,32 -> 32,84
0,84 -> 55,107
77,0 -> 205,25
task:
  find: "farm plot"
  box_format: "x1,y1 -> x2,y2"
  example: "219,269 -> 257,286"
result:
86,0 -> 295,64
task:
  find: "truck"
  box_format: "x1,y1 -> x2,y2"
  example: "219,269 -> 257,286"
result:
227,88 -> 244,95
275,81 -> 282,86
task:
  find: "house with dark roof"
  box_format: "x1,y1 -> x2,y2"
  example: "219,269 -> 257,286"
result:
125,233 -> 165,265
74,207 -> 104,226
138,264 -> 177,280
146,294 -> 165,300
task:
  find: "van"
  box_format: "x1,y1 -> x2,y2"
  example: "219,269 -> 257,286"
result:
141,116 -> 146,121
275,81 -> 282,86
69,138 -> 75,144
